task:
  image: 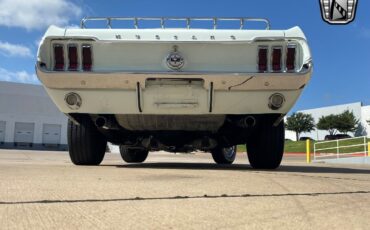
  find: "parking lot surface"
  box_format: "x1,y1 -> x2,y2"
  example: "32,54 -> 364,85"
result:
0,149 -> 370,229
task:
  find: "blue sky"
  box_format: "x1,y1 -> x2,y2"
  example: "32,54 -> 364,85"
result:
0,0 -> 369,112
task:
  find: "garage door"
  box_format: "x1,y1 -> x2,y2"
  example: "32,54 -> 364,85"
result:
14,122 -> 34,144
0,121 -> 5,143
42,124 -> 61,145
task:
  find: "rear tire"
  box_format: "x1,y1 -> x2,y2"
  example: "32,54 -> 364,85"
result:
119,146 -> 149,163
211,146 -> 236,164
247,117 -> 284,169
68,119 -> 107,165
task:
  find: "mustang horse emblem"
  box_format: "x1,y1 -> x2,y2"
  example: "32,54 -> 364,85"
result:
166,46 -> 185,70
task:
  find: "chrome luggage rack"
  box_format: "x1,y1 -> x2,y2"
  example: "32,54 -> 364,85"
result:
80,17 -> 271,30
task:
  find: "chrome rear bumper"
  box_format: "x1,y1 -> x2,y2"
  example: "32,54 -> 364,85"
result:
36,62 -> 312,91
37,62 -> 312,115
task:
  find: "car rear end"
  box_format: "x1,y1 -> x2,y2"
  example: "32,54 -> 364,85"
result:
36,17 -> 313,168
36,17 -> 312,117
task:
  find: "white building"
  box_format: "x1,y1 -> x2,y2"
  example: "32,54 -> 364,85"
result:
0,81 -> 68,149
286,102 -> 370,141
361,105 -> 370,137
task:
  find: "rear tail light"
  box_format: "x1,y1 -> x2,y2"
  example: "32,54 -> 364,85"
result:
272,47 -> 282,72
68,45 -> 78,71
258,46 -> 268,72
82,45 -> 92,71
286,45 -> 296,72
53,44 -> 64,71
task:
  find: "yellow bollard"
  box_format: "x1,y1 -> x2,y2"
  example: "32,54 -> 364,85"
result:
368,142 -> 370,157
306,139 -> 311,163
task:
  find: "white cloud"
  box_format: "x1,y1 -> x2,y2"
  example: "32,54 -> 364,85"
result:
0,0 -> 82,30
0,41 -> 32,57
0,67 -> 39,84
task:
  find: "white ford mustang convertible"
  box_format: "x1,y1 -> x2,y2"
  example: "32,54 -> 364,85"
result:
36,17 -> 312,169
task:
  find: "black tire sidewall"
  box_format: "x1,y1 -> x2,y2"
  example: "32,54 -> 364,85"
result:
68,119 -> 107,165
247,118 -> 284,169
211,146 -> 236,164
119,146 -> 148,163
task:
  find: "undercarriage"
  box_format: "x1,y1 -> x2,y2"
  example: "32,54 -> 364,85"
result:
67,113 -> 285,168
69,113 -> 282,152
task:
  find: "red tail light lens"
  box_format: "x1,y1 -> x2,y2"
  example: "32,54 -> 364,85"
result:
258,46 -> 268,72
68,45 -> 78,71
82,45 -> 92,71
53,44 -> 64,71
272,47 -> 282,72
286,45 -> 296,72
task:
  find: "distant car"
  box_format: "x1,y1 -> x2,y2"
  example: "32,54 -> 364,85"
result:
324,135 -> 334,140
299,137 -> 314,141
324,134 -> 352,140
335,134 -> 352,139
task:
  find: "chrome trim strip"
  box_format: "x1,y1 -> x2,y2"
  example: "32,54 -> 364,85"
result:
48,37 -> 308,44
36,62 -> 312,91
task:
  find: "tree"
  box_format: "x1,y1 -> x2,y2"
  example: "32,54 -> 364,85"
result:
336,110 -> 359,134
317,114 -> 338,136
317,110 -> 359,136
285,112 -> 315,141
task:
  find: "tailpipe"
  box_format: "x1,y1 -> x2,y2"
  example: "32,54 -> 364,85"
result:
95,116 -> 107,128
238,116 -> 256,128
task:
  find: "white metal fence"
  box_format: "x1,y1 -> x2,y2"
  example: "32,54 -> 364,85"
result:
313,136 -> 368,161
